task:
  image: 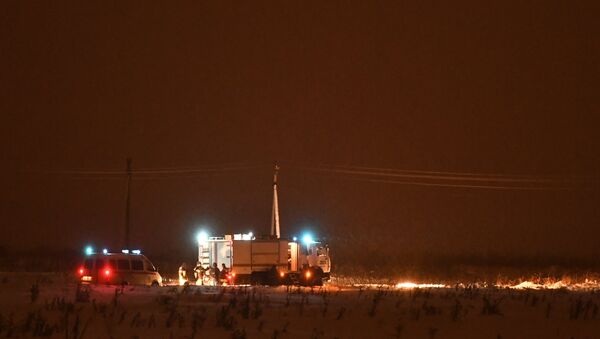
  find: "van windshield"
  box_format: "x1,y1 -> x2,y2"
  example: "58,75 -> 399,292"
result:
84,259 -> 93,270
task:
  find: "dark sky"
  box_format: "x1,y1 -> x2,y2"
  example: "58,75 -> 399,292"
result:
1,1 -> 599,260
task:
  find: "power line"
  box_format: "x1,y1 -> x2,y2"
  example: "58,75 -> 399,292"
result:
21,162 -> 267,177
283,161 -> 586,183
20,161 -> 596,190
282,162 -> 595,191
317,174 -> 573,191
321,164 -> 570,182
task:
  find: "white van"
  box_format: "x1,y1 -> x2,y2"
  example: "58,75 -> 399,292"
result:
77,252 -> 162,286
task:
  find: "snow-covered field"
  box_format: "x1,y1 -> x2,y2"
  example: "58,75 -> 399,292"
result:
1,273 -> 600,338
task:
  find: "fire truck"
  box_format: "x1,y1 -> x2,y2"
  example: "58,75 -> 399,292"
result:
195,166 -> 332,286
196,232 -> 331,286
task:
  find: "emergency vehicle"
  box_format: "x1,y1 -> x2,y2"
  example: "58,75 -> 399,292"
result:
194,165 -> 332,286
196,232 -> 331,286
77,248 -> 162,286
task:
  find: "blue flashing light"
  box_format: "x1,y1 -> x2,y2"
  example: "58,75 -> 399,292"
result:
293,236 -> 298,242
121,249 -> 129,254
197,231 -> 209,244
302,234 -> 314,245
85,246 -> 94,256
131,249 -> 141,255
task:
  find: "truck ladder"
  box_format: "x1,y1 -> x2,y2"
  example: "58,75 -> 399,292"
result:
199,245 -> 211,267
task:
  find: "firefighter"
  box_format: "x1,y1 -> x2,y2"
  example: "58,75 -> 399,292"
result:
193,263 -> 208,284
221,263 -> 229,276
178,263 -> 189,286
211,262 -> 220,285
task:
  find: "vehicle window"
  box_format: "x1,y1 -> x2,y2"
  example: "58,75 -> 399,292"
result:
131,260 -> 143,271
117,259 -> 130,270
95,259 -> 104,268
84,259 -> 94,270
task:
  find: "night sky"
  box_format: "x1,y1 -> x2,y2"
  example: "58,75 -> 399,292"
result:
1,2 -> 599,261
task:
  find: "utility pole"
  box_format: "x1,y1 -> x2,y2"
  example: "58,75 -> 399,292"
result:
270,164 -> 281,239
125,157 -> 132,249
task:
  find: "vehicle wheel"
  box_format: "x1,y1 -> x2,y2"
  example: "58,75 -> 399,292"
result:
267,266 -> 280,286
312,267 -> 324,286
151,281 -> 159,287
250,271 -> 266,285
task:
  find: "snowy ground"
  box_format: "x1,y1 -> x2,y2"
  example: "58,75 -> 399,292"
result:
1,273 -> 600,338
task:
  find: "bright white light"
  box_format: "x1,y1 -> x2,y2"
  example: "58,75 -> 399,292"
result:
293,236 -> 298,242
131,249 -> 141,255
248,232 -> 253,237
395,282 -> 446,289
121,249 -> 129,254
302,234 -> 314,245
102,248 -> 108,255
85,246 -> 93,255
396,282 -> 418,289
197,231 -> 209,244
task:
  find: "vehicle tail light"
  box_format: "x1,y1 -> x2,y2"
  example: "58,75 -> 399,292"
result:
280,272 -> 285,278
78,267 -> 85,275
104,268 -> 111,276
305,271 -> 312,279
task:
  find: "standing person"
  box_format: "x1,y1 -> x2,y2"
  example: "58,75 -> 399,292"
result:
193,263 -> 207,285
212,262 -> 220,285
178,263 -> 188,286
221,263 -> 228,276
